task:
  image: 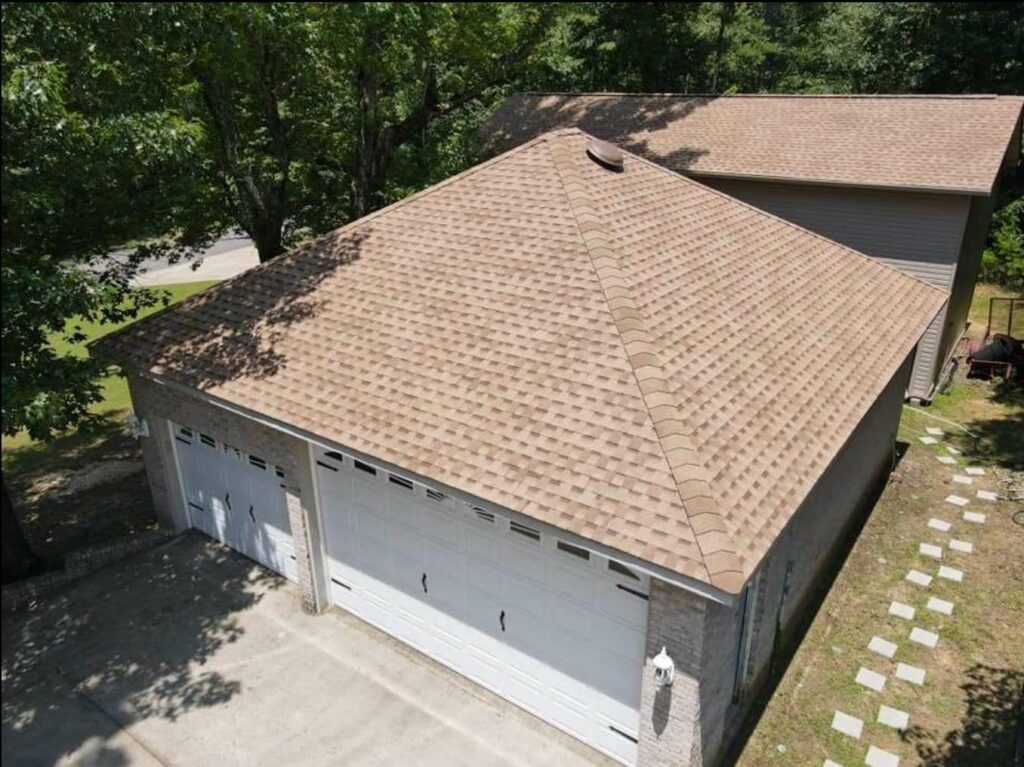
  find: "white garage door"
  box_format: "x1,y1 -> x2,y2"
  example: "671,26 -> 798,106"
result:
173,423 -> 297,582
314,447 -> 648,765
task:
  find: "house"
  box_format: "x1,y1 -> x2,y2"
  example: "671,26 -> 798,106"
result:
97,130 -> 945,767
485,94 -> 1024,401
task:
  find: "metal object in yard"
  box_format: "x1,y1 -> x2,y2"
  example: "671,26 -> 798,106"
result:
966,296 -> 1024,381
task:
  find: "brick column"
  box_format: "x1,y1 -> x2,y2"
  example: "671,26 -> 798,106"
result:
285,440 -> 330,615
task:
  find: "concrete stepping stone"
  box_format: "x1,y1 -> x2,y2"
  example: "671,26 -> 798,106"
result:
824,761 -> 845,767
896,662 -> 926,686
952,474 -> 973,485
919,543 -> 943,559
925,427 -> 944,436
910,627 -> 939,648
927,518 -> 952,532
831,710 -> 864,739
976,490 -> 998,502
949,539 -> 973,554
938,565 -> 964,582
946,446 -> 962,455
918,436 -> 938,445
855,667 -> 886,692
906,569 -> 933,587
889,601 -> 915,620
945,494 -> 970,507
926,597 -> 954,615
878,704 -> 910,731
963,510 -> 986,524
868,636 -> 898,659
866,745 -> 900,767
937,455 -> 958,465
964,466 -> 985,476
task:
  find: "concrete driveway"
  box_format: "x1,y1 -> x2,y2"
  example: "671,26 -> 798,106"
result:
2,533 -> 611,767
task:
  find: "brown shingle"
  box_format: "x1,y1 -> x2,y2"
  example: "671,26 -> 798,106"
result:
98,130 -> 946,592
485,94 -> 1024,194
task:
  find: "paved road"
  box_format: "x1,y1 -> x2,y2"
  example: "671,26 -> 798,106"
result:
2,533 -> 610,767
102,234 -> 260,286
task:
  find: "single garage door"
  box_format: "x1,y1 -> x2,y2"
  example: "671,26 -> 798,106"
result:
314,447 -> 648,766
173,423 -> 297,582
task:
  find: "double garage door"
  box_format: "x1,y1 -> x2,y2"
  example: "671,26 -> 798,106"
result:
173,423 -> 298,582
314,447 -> 649,765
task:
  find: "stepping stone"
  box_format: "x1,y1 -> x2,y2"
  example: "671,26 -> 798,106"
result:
910,627 -> 939,648
868,636 -> 898,659
964,467 -> 985,476
906,569 -> 933,587
925,427 -> 944,436
889,601 -> 916,620
866,745 -> 900,767
946,446 -> 962,455
928,518 -> 952,532
945,495 -> 970,507
878,704 -> 910,731
919,436 -> 938,445
937,455 -> 958,465
952,475 -> 973,485
963,510 -> 987,524
855,666 -> 887,692
938,565 -> 964,582
831,710 -> 864,739
919,543 -> 943,559
927,597 -> 954,615
824,761 -> 845,767
949,539 -> 973,554
896,662 -> 926,686
976,490 -> 998,502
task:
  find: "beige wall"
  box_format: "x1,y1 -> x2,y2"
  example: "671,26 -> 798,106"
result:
703,177 -> 970,399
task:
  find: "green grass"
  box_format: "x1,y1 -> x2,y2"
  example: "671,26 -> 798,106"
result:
2,280 -> 217,452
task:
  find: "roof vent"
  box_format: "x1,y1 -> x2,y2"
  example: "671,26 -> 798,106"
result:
586,138 -> 624,171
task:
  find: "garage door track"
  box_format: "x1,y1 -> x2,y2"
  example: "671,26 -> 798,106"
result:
2,532 -> 612,767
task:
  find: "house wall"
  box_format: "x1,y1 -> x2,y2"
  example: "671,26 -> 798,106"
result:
128,375 -> 329,613
702,178 -> 969,399
638,351 -> 913,767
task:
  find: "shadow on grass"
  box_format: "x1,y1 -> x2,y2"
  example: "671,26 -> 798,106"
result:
2,533 -> 284,765
901,664 -> 1024,767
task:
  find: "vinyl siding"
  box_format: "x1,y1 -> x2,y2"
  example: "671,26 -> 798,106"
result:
703,178 -> 970,399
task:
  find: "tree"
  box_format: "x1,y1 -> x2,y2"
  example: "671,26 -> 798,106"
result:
2,3 -> 198,582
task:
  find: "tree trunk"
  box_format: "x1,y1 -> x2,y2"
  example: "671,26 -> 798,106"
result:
1,475 -> 39,584
711,2 -> 734,94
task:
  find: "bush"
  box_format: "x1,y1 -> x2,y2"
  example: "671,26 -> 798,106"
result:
980,196 -> 1024,292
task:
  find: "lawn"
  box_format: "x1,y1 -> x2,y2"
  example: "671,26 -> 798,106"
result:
735,293 -> 1023,765
2,281 -> 217,564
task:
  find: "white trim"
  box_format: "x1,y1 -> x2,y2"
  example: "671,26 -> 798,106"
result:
306,440 -> 333,612
140,371 -> 736,606
167,418 -> 193,530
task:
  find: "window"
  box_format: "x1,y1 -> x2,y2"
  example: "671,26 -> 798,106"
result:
323,450 -> 344,463
425,488 -> 446,502
178,426 -> 193,438
200,433 -> 216,448
275,467 -> 285,479
510,521 -> 540,541
732,578 -> 760,703
353,459 -> 377,477
608,560 -> 640,580
473,507 -> 495,523
557,541 -> 590,561
389,474 -> 413,490
249,455 -> 267,470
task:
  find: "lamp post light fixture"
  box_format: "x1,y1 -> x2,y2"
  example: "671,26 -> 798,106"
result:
652,646 -> 675,688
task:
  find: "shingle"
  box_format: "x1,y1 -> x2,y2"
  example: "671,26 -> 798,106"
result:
485,94 -> 1024,195
96,130 -> 945,592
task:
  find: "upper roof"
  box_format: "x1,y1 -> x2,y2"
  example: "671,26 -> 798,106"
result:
98,130 -> 946,593
485,94 -> 1024,195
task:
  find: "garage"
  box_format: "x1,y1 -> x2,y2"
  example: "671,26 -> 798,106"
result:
313,445 -> 649,765
172,422 -> 298,583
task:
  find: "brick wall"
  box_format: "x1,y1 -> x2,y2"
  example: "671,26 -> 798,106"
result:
128,375 -> 327,613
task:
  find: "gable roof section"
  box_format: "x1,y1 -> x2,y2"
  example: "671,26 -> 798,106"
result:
98,130 -> 946,593
485,94 -> 1024,195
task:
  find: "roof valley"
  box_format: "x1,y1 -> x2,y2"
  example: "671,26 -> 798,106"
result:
546,136 -> 744,592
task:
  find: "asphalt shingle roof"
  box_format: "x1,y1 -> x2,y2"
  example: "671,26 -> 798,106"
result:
485,94 -> 1024,195
99,130 -> 946,592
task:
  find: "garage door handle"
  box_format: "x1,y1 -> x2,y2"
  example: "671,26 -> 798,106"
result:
421,573 -> 428,594
248,504 -> 255,523
499,610 -> 506,632
225,492 -> 231,511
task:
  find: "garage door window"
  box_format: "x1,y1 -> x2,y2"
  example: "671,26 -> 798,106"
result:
473,507 -> 495,523
509,521 -> 540,541
389,474 -> 414,490
556,540 -> 590,561
353,459 -> 377,476
608,560 -> 640,581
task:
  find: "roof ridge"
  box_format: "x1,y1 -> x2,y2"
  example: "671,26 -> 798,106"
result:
545,134 -> 745,592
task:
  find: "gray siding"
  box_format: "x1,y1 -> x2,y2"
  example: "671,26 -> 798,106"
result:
703,178 -> 970,399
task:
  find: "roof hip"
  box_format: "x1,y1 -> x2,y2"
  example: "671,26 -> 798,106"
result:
546,135 -> 745,592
